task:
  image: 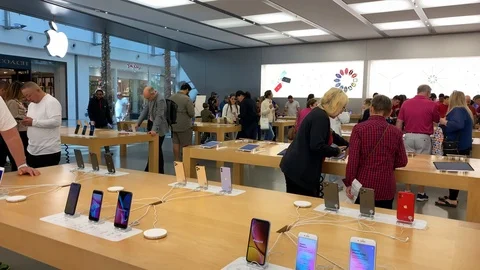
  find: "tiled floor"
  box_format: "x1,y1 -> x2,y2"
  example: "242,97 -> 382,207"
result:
65,137 -> 467,221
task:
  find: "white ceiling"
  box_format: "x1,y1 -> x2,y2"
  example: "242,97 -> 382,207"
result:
39,0 -> 480,50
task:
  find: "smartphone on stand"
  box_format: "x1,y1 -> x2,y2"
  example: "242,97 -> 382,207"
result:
349,237 -> 376,270
397,191 -> 415,223
88,190 -> 104,222
81,121 -> 88,135
246,218 -> 271,266
323,182 -> 340,211
0,167 -> 4,186
90,153 -> 100,171
295,232 -> 318,270
64,183 -> 82,216
195,166 -> 208,189
220,167 -> 232,193
174,161 -> 187,185
74,120 -> 81,134
359,188 -> 375,217
104,153 -> 115,174
114,191 -> 133,229
74,149 -> 84,169
89,122 -> 95,136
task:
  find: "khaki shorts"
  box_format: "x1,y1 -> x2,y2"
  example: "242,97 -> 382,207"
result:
172,129 -> 193,147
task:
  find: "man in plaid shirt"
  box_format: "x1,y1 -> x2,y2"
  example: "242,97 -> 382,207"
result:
345,95 -> 408,209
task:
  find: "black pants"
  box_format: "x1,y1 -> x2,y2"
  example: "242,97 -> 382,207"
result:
285,175 -> 320,198
144,120 -> 165,174
0,136 -> 7,167
238,123 -> 257,140
448,148 -> 471,200
354,196 -> 394,210
7,131 -> 29,171
27,152 -> 61,168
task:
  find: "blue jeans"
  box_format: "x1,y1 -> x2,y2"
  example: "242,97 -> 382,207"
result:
262,123 -> 274,141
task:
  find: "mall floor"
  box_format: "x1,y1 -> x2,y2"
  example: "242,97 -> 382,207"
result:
1,136 -> 467,269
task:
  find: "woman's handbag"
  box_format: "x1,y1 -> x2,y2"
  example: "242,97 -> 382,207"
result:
260,117 -> 270,130
442,130 -> 460,155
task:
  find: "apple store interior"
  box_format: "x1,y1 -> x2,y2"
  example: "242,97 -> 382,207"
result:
0,0 -> 480,269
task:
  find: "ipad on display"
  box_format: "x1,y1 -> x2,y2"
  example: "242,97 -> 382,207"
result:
433,162 -> 474,171
200,141 -> 220,149
239,144 -> 260,152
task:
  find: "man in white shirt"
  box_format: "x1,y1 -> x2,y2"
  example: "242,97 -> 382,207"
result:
115,92 -> 130,123
21,82 -> 62,168
284,95 -> 300,117
0,96 -> 39,176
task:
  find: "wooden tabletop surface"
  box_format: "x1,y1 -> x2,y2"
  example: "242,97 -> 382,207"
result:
1,165 -> 479,270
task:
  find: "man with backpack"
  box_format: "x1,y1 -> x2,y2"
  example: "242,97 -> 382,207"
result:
169,83 -> 195,161
137,86 -> 169,174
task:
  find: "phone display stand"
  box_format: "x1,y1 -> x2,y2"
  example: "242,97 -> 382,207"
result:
65,213 -> 81,219
359,212 -> 375,219
168,182 -> 246,197
173,181 -> 187,188
194,184 -> 209,192
223,258 -> 289,270
324,206 -> 339,213
115,226 -> 132,233
88,219 -> 105,225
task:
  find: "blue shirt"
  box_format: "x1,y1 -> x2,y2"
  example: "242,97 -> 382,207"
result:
444,107 -> 473,150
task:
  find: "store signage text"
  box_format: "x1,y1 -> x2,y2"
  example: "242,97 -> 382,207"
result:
127,63 -> 141,70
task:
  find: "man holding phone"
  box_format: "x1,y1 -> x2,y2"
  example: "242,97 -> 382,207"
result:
345,95 -> 408,209
0,96 -> 39,176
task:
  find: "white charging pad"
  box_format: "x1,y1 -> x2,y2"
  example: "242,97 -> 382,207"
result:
293,200 -> 312,208
107,186 -> 124,192
6,195 -> 27,203
143,228 -> 167,240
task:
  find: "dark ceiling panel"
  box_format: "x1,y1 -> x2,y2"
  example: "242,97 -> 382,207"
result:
266,21 -> 314,31
163,4 -> 230,21
207,0 -> 278,16
229,26 -> 272,35
0,0 -> 201,52
363,10 -> 420,24
424,4 -> 480,19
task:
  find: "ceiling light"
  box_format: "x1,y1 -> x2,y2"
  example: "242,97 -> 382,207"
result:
374,20 -> 425,30
430,15 -> 480,26
420,0 -> 480,8
349,0 -> 412,14
244,12 -> 299,25
128,0 -> 215,9
202,18 -> 251,28
246,33 -> 286,40
285,29 -> 328,37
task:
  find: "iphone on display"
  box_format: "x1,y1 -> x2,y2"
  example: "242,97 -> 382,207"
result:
0,167 -> 4,186
397,191 -> 415,223
64,183 -> 81,216
323,182 -> 339,211
114,191 -> 133,229
88,190 -> 103,222
74,120 -> 81,134
359,188 -> 375,217
246,218 -> 271,266
104,153 -> 115,174
196,166 -> 208,189
174,161 -> 186,185
295,232 -> 318,270
90,153 -> 100,171
81,122 -> 88,135
74,149 -> 84,169
349,237 -> 376,270
220,167 -> 232,193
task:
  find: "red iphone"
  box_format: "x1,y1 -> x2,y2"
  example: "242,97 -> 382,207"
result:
397,191 -> 415,223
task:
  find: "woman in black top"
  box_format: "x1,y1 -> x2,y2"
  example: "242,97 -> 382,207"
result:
358,98 -> 372,123
280,88 -> 349,198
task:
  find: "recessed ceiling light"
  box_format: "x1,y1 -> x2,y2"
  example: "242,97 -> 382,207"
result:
128,0 -> 215,9
202,18 -> 251,29
430,15 -> 480,26
420,0 -> 480,8
374,20 -> 425,30
285,29 -> 328,37
244,12 -> 299,25
349,0 -> 412,14
246,32 -> 286,40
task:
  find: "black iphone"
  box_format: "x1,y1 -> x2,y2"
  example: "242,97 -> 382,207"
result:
81,124 -> 88,135
74,149 -> 84,169
88,190 -> 104,222
74,124 -> 80,134
64,183 -> 81,216
104,153 -> 115,174
90,153 -> 100,171
89,125 -> 95,136
114,191 -> 133,229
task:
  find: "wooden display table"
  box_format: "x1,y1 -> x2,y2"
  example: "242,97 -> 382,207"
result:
192,122 -> 241,145
341,123 -> 356,131
183,141 -> 480,223
349,113 -> 361,123
117,121 -> 148,131
272,119 -> 296,142
60,127 -> 159,173
0,164 -> 479,269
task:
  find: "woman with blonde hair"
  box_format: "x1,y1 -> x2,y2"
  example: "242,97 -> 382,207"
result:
4,81 -> 28,171
280,88 -> 349,197
436,90 -> 473,208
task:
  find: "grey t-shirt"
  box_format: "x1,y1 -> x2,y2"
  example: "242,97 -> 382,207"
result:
285,100 -> 300,116
169,93 -> 195,132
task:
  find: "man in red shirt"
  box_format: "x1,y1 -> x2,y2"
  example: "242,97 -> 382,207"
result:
466,95 -> 477,123
437,95 -> 449,118
345,95 -> 408,209
396,85 -> 440,202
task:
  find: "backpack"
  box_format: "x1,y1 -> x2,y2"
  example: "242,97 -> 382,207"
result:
165,99 -> 178,126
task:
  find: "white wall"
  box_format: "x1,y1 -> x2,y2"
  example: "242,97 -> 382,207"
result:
178,32 -> 480,113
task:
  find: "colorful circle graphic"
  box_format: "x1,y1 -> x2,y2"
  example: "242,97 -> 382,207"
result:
334,68 -> 358,92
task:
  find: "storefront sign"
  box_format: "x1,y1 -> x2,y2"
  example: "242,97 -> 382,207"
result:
127,63 -> 141,71
0,54 -> 31,69
45,21 -> 69,58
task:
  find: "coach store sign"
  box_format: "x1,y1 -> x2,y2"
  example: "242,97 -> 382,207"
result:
0,54 -> 31,69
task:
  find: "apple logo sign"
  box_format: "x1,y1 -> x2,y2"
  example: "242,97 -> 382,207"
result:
44,21 -> 68,58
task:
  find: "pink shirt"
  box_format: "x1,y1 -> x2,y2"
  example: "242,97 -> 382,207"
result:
398,95 -> 440,135
296,107 -> 313,132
